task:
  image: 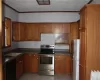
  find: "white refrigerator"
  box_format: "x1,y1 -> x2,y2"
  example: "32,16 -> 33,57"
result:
73,39 -> 80,80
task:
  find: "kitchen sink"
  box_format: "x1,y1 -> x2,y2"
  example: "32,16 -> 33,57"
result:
5,53 -> 22,57
4,53 -> 22,62
4,56 -> 13,62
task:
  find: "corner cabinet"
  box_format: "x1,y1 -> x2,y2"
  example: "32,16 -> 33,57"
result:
79,4 -> 100,80
23,54 -> 39,73
16,56 -> 23,80
12,22 -> 40,41
12,22 -> 20,41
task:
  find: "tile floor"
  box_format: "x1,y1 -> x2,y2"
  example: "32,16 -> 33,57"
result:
19,73 -> 72,80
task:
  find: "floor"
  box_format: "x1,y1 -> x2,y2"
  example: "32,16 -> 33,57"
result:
19,73 -> 72,80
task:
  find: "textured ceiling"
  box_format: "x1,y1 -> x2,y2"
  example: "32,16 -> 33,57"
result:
4,0 -> 99,12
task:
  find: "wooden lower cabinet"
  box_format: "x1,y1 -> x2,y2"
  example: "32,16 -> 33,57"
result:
16,56 -> 23,80
23,53 -> 71,74
23,54 -> 39,73
54,54 -> 71,74
31,54 -> 39,73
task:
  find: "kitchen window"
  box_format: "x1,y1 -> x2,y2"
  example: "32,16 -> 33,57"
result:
3,17 -> 11,47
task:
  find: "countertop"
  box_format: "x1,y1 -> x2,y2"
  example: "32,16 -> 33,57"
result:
4,48 -> 70,55
3,48 -> 71,63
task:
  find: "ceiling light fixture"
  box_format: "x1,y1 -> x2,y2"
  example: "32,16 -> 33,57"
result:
36,0 -> 50,5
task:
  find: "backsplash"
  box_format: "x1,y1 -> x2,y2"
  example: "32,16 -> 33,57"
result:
7,34 -> 69,50
3,42 -> 18,52
55,45 -> 69,49
41,34 -> 55,45
17,41 -> 41,48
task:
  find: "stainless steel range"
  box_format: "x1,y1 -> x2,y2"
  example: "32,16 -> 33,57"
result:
39,45 -> 54,75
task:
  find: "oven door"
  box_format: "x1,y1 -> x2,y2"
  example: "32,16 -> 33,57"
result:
39,54 -> 54,71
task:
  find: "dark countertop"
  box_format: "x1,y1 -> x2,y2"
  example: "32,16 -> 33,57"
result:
4,53 -> 24,63
3,48 -> 70,63
4,48 -> 70,55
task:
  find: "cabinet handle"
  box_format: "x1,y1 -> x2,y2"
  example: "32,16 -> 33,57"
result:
37,58 -> 38,59
34,55 -> 35,56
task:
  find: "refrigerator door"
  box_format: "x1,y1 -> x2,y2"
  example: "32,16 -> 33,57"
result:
73,39 -> 80,61
73,39 -> 80,80
73,59 -> 79,80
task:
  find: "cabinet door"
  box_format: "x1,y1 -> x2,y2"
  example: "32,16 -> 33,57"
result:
23,54 -> 32,72
20,23 -> 27,41
55,55 -> 71,74
55,55 -> 66,74
31,54 -> 39,73
12,22 -> 20,41
70,22 -> 79,53
23,54 -> 39,73
40,23 -> 53,33
52,23 -> 70,33
16,56 -> 23,80
26,23 -> 40,41
66,55 -> 71,74
31,24 -> 40,41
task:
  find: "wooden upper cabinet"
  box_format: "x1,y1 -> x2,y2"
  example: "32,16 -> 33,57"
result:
12,23 -> 40,41
12,22 -> 20,41
70,22 -> 79,40
26,23 -> 40,41
53,23 -> 70,33
12,22 -> 26,41
40,23 -> 70,33
40,23 -> 53,33
52,23 -> 70,33
12,23 -> 70,41
20,23 -> 27,41
70,22 -> 79,53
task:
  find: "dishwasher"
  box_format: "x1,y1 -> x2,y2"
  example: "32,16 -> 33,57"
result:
5,59 -> 16,80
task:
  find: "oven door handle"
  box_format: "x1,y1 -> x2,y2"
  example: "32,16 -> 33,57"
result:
39,54 -> 54,57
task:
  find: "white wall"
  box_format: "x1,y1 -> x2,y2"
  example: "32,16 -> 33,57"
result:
3,5 -> 18,52
17,41 -> 40,48
18,12 -> 80,23
17,41 -> 69,50
4,5 -> 18,21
